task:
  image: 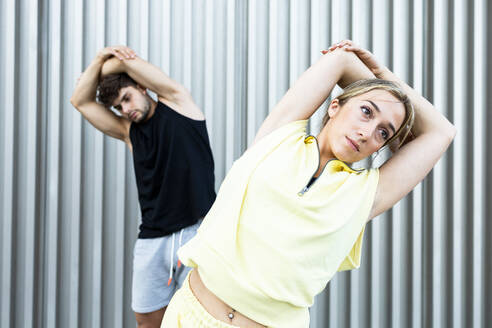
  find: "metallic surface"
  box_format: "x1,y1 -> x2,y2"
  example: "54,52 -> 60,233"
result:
0,0 -> 490,327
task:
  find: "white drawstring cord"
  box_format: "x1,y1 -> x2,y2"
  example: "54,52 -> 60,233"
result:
177,229 -> 184,268
168,232 -> 175,286
167,228 -> 187,285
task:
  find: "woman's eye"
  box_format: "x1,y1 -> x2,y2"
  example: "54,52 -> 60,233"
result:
361,106 -> 371,116
380,129 -> 389,140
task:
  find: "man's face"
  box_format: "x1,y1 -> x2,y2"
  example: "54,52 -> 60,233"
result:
112,86 -> 151,123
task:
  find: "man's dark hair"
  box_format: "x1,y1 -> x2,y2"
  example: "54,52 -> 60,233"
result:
97,73 -> 138,108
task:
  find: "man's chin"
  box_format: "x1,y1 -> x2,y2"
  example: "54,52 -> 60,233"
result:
136,112 -> 149,123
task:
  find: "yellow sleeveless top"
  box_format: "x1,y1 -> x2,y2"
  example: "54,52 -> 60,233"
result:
178,120 -> 379,327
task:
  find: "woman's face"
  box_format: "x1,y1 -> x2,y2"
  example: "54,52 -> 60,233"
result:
324,89 -> 406,163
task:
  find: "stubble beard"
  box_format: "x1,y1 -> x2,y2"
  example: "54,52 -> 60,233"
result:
135,98 -> 151,123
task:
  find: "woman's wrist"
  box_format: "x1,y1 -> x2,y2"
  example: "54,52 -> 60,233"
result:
338,51 -> 375,87
376,66 -> 394,80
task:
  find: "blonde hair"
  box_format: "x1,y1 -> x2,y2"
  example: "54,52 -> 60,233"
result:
323,79 -> 415,149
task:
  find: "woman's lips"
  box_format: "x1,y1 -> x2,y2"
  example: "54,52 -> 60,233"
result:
346,137 -> 360,152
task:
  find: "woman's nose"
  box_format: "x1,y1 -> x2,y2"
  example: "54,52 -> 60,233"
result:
357,128 -> 370,140
358,123 -> 375,140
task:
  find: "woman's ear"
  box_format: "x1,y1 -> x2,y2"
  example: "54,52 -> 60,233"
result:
327,99 -> 340,118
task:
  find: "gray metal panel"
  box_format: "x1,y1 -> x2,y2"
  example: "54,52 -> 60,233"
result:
411,2 -> 425,328
452,1 -> 467,327
472,2 -> 486,328
1,0 -> 16,326
0,0 -> 490,327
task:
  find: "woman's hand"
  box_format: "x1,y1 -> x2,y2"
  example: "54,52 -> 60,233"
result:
97,46 -> 137,61
322,40 -> 387,78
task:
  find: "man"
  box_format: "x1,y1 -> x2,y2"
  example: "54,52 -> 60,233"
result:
70,46 -> 216,327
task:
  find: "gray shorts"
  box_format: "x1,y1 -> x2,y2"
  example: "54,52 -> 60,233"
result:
131,219 -> 202,313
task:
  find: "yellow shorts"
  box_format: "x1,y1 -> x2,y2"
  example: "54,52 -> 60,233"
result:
161,271 -> 238,328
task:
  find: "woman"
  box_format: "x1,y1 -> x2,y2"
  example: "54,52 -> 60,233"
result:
161,41 -> 456,328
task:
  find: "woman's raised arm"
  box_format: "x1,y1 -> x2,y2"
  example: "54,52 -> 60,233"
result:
330,41 -> 456,220
251,49 -> 374,146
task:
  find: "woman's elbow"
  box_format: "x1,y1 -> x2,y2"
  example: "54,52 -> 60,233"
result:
428,116 -> 457,144
433,123 -> 457,151
444,121 -> 457,143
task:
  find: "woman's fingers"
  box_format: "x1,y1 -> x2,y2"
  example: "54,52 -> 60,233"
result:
335,40 -> 354,49
342,45 -> 370,58
321,46 -> 360,55
322,40 -> 376,66
324,39 -> 357,53
322,40 -> 385,77
339,40 -> 353,47
344,46 -> 365,54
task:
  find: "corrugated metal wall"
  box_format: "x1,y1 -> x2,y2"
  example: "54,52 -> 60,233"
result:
0,0 -> 490,327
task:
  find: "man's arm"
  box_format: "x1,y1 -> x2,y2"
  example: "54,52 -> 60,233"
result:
70,47 -> 132,145
101,56 -> 204,120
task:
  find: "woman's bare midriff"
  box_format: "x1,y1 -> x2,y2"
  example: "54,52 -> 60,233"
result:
188,269 -> 267,328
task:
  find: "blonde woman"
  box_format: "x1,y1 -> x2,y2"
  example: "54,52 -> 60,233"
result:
161,41 -> 456,328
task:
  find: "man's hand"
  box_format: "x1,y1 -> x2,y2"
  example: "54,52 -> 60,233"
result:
97,46 -> 137,62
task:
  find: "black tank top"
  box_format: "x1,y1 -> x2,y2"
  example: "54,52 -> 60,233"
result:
130,101 -> 216,238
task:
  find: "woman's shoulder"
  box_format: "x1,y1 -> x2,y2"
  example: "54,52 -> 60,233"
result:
251,120 -> 309,148
234,120 -> 310,168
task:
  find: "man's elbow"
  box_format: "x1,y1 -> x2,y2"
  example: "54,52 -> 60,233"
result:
70,96 -> 78,107
70,95 -> 84,110
169,85 -> 193,104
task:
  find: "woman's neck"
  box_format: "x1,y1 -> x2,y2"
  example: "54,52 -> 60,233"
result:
316,126 -> 336,161
314,127 -> 337,177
